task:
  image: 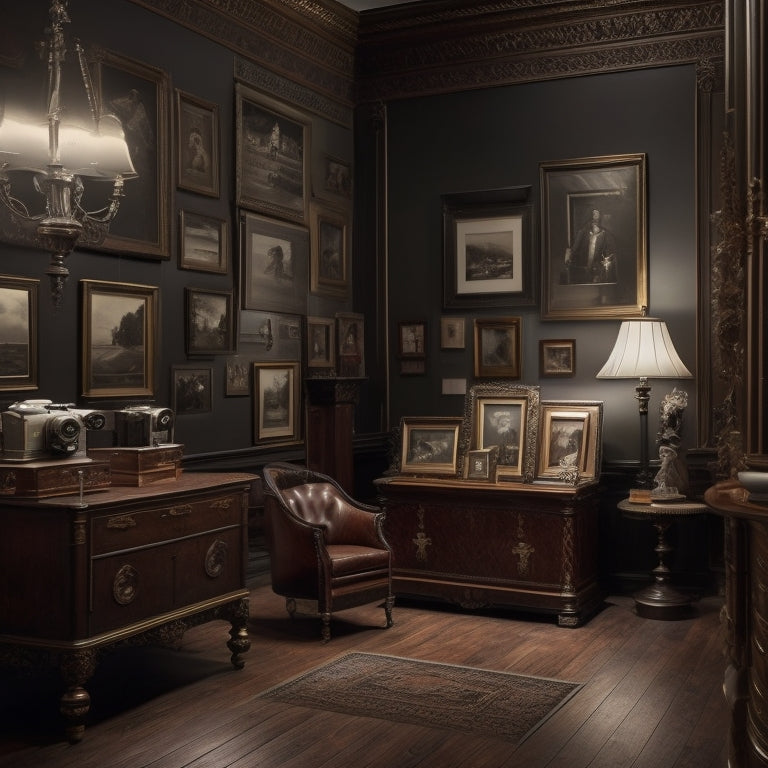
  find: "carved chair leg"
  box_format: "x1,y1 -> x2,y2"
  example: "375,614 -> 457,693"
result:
225,598 -> 251,670
320,612 -> 331,643
384,595 -> 395,628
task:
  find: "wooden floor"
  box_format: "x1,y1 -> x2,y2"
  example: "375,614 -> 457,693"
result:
0,580 -> 729,768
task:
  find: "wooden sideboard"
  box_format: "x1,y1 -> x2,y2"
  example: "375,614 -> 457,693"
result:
0,470 -> 255,742
374,476 -> 604,627
705,480 -> 768,768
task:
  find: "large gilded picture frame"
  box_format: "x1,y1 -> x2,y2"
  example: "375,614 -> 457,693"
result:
398,416 -> 462,477
540,154 -> 647,320
81,279 -> 158,398
235,83 -> 310,225
458,382 -> 540,482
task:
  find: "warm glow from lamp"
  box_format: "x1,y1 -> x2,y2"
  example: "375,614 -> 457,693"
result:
596,315 -> 692,489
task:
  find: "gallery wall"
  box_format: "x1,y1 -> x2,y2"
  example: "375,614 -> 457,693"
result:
384,64 -> 699,466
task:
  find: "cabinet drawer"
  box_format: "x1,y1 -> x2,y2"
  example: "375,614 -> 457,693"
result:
91,492 -> 242,555
89,527 -> 243,635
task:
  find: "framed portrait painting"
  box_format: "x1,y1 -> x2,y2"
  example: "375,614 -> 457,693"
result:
179,210 -> 228,274
459,382 -> 540,482
539,339 -> 575,377
337,312 -> 365,377
235,83 -> 310,225
442,186 -> 535,309
399,416 -> 462,477
175,89 -> 220,197
252,361 -> 301,446
310,201 -> 350,299
473,317 -> 521,378
540,154 -> 647,320
306,316 -> 336,370
535,401 -> 603,483
90,48 -> 171,260
81,280 -> 158,398
240,211 -> 309,315
0,275 -> 38,392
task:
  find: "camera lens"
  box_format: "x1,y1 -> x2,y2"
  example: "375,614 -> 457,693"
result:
155,409 -> 174,429
81,411 -> 107,430
47,415 -> 81,454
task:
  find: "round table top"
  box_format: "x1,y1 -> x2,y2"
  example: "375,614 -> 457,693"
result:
618,498 -> 708,517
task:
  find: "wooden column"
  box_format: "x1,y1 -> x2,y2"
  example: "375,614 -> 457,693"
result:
304,377 -> 363,493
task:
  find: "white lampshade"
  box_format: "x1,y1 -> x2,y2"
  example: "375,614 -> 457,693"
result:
596,318 -> 692,379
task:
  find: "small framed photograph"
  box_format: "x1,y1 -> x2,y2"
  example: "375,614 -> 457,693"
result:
540,153 -> 647,320
540,339 -> 575,377
459,382 -> 540,482
252,361 -> 301,446
175,89 -> 220,197
306,316 -> 336,370
0,275 -> 38,392
185,288 -> 234,355
179,210 -> 228,274
465,446 -> 499,482
235,83 -> 310,224
225,356 -> 251,396
240,210 -> 309,315
399,321 -> 427,357
323,154 -> 352,201
337,312 -> 365,377
440,316 -> 465,350
399,416 -> 462,477
473,317 -> 521,378
442,187 -> 535,309
310,201 -> 349,299
172,367 -> 212,414
81,280 -> 158,398
536,401 -> 604,483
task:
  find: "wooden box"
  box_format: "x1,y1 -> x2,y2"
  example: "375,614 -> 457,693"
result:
87,444 -> 184,486
0,457 -> 111,498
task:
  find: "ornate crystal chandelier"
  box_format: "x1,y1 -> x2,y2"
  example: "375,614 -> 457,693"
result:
0,1 -> 136,307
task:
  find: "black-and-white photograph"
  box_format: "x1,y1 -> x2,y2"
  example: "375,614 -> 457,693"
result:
236,83 -> 309,224
172,367 -> 212,414
185,288 -> 233,355
179,211 -> 228,273
480,402 -> 522,468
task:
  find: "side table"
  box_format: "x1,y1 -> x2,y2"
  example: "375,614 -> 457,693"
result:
618,497 -> 707,620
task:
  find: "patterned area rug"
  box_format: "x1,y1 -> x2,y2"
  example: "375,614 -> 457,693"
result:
257,652 -> 582,743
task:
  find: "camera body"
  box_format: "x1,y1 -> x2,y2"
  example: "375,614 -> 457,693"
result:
0,400 -> 107,461
114,406 -> 175,447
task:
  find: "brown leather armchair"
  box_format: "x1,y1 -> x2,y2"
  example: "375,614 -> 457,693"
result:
262,462 -> 394,641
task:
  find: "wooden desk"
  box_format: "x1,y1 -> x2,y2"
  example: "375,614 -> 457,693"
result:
375,476 -> 604,627
0,471 -> 255,742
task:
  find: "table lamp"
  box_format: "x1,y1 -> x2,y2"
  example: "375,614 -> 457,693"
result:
596,314 -> 692,492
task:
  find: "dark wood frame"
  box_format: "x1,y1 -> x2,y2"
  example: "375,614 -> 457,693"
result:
235,83 -> 310,225
185,287 -> 234,355
442,186 -> 535,309
539,339 -> 576,377
473,317 -> 522,378
225,356 -> 251,396
81,279 -> 158,398
540,154 -> 647,320
175,89 -> 220,198
240,210 -> 309,315
252,361 -> 301,446
0,275 -> 38,392
306,316 -> 336,370
172,366 -> 213,414
398,321 -> 427,358
336,312 -> 365,378
535,400 -> 603,483
90,48 -> 171,260
440,316 -> 466,350
179,210 -> 228,274
322,154 -> 353,202
309,201 -> 349,299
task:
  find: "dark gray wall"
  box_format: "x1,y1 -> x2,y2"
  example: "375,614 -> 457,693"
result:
385,65 -> 698,464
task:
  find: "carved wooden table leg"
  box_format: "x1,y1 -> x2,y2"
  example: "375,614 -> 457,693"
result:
58,648 -> 98,743
224,597 -> 250,669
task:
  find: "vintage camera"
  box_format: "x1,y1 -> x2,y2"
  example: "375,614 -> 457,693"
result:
114,406 -> 175,447
0,400 -> 98,461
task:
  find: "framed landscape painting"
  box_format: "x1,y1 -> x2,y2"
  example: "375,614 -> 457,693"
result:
81,280 -> 158,398
399,416 -> 462,477
252,361 -> 301,446
0,275 -> 38,392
